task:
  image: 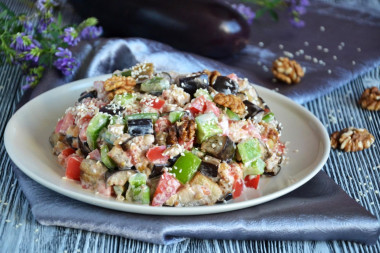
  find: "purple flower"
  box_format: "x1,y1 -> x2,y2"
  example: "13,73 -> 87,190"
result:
37,16 -> 54,33
286,0 -> 310,28
80,26 -> 103,40
36,0 -> 59,13
10,33 -> 42,63
54,47 -> 79,76
22,20 -> 34,34
232,3 -> 255,25
62,27 -> 80,46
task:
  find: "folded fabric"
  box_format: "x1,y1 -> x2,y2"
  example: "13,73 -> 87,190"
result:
219,1 -> 380,104
13,167 -> 380,245
14,36 -> 380,245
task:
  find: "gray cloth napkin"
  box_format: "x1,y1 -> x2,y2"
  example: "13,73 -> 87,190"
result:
14,37 -> 380,245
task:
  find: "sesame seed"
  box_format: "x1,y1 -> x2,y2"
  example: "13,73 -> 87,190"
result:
317,45 -> 322,50
338,45 -> 343,50
320,26 -> 325,32
333,55 -> 338,60
279,44 -> 284,49
283,51 -> 294,58
352,61 -> 356,65
357,47 -> 361,52
328,69 -> 332,74
258,42 -> 264,47
305,55 -> 312,60
323,48 -> 329,53
304,41 -> 309,46
313,57 -> 318,63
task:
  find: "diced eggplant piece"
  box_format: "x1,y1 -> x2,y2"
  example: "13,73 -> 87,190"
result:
264,166 -> 281,176
216,193 -> 233,203
243,100 -> 265,120
78,89 -> 97,102
199,156 -> 220,178
49,132 -> 64,148
106,169 -> 135,186
127,118 -> 153,136
107,145 -> 134,169
165,172 -> 223,207
99,104 -> 124,115
79,139 -> 91,156
212,76 -> 239,95
201,135 -> 235,161
168,154 -> 180,166
80,159 -> 108,189
149,164 -> 165,179
178,73 -> 209,96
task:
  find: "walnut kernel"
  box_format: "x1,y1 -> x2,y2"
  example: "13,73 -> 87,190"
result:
214,93 -> 245,116
272,57 -> 304,84
358,86 -> 380,111
331,127 -> 375,152
104,76 -> 136,100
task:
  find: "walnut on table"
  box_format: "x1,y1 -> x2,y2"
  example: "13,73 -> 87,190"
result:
213,93 -> 245,116
104,75 -> 136,100
272,57 -> 304,84
358,86 -> 380,111
331,127 -> 375,152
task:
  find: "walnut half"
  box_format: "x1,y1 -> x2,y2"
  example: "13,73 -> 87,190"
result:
214,93 -> 245,116
272,57 -> 304,84
331,127 -> 375,152
358,86 -> 380,111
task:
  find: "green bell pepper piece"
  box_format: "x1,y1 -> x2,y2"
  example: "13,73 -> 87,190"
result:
168,111 -> 185,123
129,173 -> 147,187
243,158 -> 265,176
141,77 -> 170,93
128,173 -> 150,204
112,93 -> 135,107
237,138 -> 262,164
262,112 -> 275,123
125,113 -> 159,123
120,69 -> 132,77
225,108 -> 240,121
194,88 -> 212,101
131,184 -> 150,204
195,113 -> 223,143
172,151 -> 202,184
100,145 -> 116,169
87,113 -> 110,150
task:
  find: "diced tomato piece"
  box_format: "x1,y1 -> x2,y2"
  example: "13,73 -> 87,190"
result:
58,148 -> 75,166
277,142 -> 286,154
152,172 -> 182,206
232,179 -> 244,199
65,154 -> 83,181
146,146 -> 170,164
188,95 -> 207,115
143,98 -> 165,110
78,116 -> 92,142
55,119 -> 64,133
59,113 -> 75,134
178,139 -> 194,150
88,149 -> 101,161
204,100 -> 220,117
154,116 -> 171,133
61,148 -> 75,157
244,175 -> 260,189
227,73 -> 238,81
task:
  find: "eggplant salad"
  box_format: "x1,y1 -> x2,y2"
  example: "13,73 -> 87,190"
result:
50,62 -> 286,207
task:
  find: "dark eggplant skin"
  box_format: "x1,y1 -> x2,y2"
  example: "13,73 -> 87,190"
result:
127,119 -> 154,136
78,90 -> 97,102
212,76 -> 239,95
178,74 -> 209,96
243,100 -> 264,120
68,0 -> 250,58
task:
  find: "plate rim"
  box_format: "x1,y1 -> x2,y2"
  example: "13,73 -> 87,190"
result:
4,74 -> 331,216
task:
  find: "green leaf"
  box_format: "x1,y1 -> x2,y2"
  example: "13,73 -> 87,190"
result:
269,9 -> 279,21
0,2 -> 15,17
255,8 -> 267,18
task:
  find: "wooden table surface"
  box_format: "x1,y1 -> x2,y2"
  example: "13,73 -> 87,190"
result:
0,0 -> 379,252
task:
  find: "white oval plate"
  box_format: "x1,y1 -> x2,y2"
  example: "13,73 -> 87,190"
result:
5,75 -> 330,216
